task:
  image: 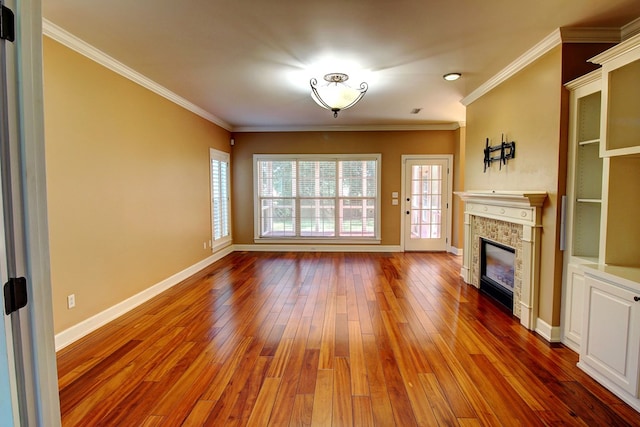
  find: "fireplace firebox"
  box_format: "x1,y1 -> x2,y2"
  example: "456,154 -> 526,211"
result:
480,238 -> 515,311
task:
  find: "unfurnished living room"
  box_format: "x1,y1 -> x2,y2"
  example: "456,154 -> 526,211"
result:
2,0 -> 640,425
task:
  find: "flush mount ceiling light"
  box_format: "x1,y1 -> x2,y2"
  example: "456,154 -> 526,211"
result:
443,72 -> 462,81
310,73 -> 368,118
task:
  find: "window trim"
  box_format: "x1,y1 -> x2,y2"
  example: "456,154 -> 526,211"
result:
210,148 -> 232,251
253,153 -> 381,244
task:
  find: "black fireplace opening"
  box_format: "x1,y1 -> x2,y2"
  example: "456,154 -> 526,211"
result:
480,238 -> 515,311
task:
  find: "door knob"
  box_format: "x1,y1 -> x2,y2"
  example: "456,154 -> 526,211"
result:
406,211 -> 410,215
634,296 -> 640,302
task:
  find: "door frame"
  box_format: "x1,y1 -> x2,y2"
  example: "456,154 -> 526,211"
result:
400,155 -> 453,252
4,0 -> 61,424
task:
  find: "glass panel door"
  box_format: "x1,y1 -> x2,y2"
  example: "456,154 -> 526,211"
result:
404,158 -> 449,251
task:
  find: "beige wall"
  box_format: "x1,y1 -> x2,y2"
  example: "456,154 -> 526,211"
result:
43,37 -> 231,333
230,131 -> 457,247
465,47 -> 565,326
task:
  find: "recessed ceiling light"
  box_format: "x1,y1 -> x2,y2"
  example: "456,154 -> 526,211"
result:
443,72 -> 462,81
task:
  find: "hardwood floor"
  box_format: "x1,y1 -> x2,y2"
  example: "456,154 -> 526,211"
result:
56,251 -> 640,426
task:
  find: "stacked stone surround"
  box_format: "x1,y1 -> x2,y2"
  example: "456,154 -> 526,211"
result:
471,216 -> 523,318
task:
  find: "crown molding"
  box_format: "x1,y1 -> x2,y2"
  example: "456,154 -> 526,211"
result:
461,29 -> 563,106
564,68 -> 601,90
622,17 -> 640,40
42,19 -> 232,131
232,122 -> 463,133
589,31 -> 640,65
559,27 -> 620,43
461,27 -> 622,107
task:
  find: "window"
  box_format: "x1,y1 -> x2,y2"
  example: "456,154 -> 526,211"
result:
210,148 -> 231,249
254,154 -> 380,242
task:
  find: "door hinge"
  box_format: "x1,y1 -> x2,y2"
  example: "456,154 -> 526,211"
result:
4,277 -> 27,314
1,5 -> 15,42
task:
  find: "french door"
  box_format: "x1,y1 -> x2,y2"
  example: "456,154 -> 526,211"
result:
402,156 -> 451,251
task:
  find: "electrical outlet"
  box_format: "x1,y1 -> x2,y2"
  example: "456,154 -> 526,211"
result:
67,294 -> 76,309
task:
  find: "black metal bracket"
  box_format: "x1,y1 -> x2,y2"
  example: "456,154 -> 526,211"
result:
4,277 -> 27,314
483,134 -> 516,172
1,5 -> 15,42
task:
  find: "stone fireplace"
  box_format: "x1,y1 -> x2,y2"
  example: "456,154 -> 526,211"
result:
456,191 -> 547,330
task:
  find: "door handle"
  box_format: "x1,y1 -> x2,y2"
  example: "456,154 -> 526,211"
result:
406,211 -> 410,215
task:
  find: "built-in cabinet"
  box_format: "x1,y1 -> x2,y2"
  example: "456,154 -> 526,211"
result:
562,32 -> 640,412
562,70 -> 603,352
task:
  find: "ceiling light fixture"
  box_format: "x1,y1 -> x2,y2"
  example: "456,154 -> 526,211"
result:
310,73 -> 368,118
443,72 -> 462,81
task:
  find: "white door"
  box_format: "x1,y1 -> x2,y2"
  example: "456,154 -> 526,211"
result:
403,157 -> 450,251
1,0 -> 61,424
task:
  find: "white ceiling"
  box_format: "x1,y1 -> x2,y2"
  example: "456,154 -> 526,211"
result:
42,1 -> 640,132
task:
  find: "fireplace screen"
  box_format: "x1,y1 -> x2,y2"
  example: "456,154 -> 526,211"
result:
480,238 -> 515,310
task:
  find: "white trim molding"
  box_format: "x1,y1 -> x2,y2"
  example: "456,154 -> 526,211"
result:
54,245 -> 234,351
462,27 -> 622,107
622,17 -> 640,40
462,30 -> 563,106
559,27 -> 620,43
42,19 -> 232,131
535,318 -> 562,343
448,246 -> 463,257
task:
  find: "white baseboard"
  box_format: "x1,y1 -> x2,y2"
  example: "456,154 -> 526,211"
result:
448,246 -> 463,256
535,318 -> 562,343
234,244 -> 403,253
54,245 -> 234,351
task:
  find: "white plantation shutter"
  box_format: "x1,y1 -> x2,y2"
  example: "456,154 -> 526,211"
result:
254,154 -> 380,241
220,160 -> 229,238
210,149 -> 231,248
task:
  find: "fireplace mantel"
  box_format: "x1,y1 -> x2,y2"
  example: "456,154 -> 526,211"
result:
456,191 -> 547,227
456,190 -> 548,334
456,190 -> 547,206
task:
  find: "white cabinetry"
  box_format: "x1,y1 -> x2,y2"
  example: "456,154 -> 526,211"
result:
561,70 -> 603,352
591,32 -> 640,157
568,32 -> 640,413
562,264 -> 585,349
579,267 -> 640,411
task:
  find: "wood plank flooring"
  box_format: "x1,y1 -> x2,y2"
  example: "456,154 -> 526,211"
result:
56,251 -> 640,426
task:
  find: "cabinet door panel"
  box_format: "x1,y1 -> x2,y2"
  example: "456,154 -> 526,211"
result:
582,275 -> 640,396
565,267 -> 585,346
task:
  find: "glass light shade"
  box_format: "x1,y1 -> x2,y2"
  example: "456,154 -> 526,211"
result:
311,83 -> 362,109
310,73 -> 368,117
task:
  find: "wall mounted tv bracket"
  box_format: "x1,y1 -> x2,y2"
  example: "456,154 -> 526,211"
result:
484,134 -> 515,172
